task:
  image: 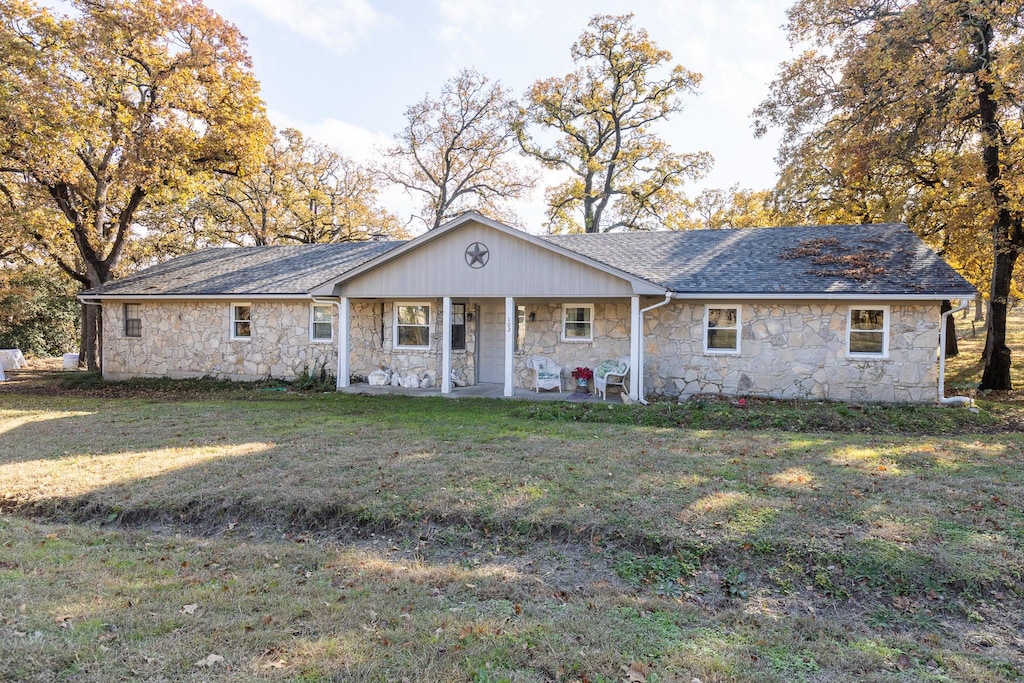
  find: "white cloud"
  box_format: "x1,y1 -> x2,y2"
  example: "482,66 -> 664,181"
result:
268,110 -> 391,162
214,0 -> 380,54
436,0 -> 542,40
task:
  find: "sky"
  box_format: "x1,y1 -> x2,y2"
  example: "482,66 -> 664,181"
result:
202,0 -> 798,232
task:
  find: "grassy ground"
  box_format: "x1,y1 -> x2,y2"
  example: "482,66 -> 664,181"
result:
1,323 -> 1023,682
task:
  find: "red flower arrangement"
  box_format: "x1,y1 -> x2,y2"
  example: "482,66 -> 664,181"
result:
571,366 -> 593,381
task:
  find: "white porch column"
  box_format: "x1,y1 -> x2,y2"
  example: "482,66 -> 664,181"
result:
504,296 -> 515,397
441,296 -> 452,394
337,297 -> 350,390
629,295 -> 641,400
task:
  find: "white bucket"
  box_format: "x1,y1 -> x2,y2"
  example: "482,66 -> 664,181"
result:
63,353 -> 80,370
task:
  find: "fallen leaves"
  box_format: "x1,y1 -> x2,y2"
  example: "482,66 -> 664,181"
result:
195,654 -> 225,668
180,604 -> 199,615
621,661 -> 652,682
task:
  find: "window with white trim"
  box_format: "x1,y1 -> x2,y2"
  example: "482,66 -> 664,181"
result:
394,302 -> 431,349
704,305 -> 740,353
311,304 -> 333,342
847,306 -> 889,357
562,304 -> 593,342
124,303 -> 141,338
231,303 -> 252,339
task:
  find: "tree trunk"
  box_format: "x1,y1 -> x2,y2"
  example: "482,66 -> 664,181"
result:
79,301 -> 103,372
979,247 -> 1017,391
974,292 -> 984,322
941,300 -> 958,357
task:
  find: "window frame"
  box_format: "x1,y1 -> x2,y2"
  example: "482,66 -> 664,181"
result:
393,301 -> 432,350
846,305 -> 890,359
561,303 -> 594,342
451,302 -> 466,351
310,303 -> 333,343
230,302 -> 252,340
703,304 -> 742,354
123,303 -> 142,338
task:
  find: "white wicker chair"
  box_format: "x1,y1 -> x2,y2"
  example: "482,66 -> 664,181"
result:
594,356 -> 630,399
527,355 -> 563,393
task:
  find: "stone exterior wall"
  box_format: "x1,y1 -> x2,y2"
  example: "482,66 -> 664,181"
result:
347,299 -> 476,385
102,297 -> 942,402
643,301 -> 940,403
102,300 -> 338,381
512,301 -> 631,390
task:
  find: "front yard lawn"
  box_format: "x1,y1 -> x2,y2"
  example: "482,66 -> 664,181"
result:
1,390 -> 1022,681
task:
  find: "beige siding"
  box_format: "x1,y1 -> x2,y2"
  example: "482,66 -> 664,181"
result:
338,222 -> 641,298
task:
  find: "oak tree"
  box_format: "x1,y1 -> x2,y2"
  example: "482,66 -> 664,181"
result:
207,128 -> 404,246
754,0 -> 1024,389
0,0 -> 270,369
676,186 -> 780,230
518,13 -> 712,233
383,69 -> 533,231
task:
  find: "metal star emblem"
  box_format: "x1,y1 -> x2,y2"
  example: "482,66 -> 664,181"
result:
465,242 -> 489,268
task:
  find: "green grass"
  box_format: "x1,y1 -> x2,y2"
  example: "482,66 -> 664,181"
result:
1,387 -> 1022,681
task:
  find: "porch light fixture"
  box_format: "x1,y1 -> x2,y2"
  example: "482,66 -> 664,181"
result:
528,311 -> 536,322
466,311 -> 474,322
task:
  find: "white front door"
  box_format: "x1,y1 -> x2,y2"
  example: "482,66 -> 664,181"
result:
477,303 -> 505,384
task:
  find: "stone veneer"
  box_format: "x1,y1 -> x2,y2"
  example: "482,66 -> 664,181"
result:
642,301 -> 940,403
348,300 -> 476,385
102,298 -> 943,402
102,300 -> 338,381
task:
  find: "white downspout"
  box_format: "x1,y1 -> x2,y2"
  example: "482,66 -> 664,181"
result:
633,292 -> 675,405
938,299 -> 972,407
311,296 -> 346,390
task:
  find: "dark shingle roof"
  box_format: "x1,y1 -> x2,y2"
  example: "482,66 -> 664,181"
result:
85,223 -> 974,298
85,241 -> 404,296
543,223 -> 975,296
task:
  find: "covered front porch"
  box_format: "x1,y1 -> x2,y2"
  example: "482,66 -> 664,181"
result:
309,213 -> 669,401
334,295 -> 644,399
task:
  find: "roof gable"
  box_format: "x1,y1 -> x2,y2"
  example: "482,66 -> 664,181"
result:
310,212 -> 666,297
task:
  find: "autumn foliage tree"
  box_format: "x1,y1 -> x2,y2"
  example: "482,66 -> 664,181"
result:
518,14 -> 712,233
0,0 -> 270,369
754,0 -> 1024,390
207,128 -> 404,245
676,186 -> 780,230
383,69 -> 533,231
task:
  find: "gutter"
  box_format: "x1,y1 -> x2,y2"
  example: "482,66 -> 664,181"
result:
938,299 -> 973,407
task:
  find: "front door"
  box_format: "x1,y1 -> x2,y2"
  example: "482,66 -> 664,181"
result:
477,303 -> 505,384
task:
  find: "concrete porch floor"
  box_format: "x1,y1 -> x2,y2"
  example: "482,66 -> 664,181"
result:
338,382 -> 624,402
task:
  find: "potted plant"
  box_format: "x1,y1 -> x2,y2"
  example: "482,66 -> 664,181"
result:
571,366 -> 593,392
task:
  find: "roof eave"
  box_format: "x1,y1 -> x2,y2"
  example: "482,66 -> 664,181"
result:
78,293 -> 315,301
670,291 -> 976,301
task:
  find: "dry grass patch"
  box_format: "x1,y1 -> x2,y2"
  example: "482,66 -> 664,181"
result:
1,391 -> 1023,680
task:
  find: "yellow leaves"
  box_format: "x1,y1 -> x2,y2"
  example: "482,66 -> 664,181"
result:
521,13 -> 708,232
0,0 -> 270,280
